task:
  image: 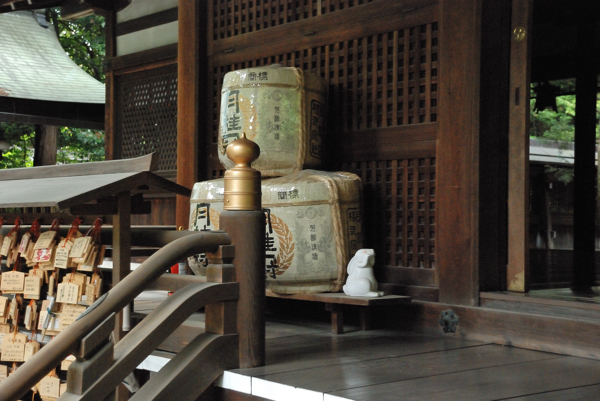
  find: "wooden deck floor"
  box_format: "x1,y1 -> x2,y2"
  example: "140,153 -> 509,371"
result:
134,291 -> 600,401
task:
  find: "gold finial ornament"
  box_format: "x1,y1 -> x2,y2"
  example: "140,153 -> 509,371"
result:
223,133 -> 262,211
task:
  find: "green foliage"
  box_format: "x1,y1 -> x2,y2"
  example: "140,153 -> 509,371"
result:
50,9 -> 106,83
530,95 -> 576,144
0,123 -> 105,168
0,123 -> 35,168
530,79 -> 600,184
57,127 -> 105,163
545,165 -> 574,185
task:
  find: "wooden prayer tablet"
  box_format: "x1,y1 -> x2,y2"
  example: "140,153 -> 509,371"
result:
1,271 -> 26,293
1,332 -> 29,362
54,246 -> 71,269
59,305 -> 86,330
32,247 -> 54,264
0,296 -> 8,317
24,340 -> 40,361
0,232 -> 16,257
69,236 -> 92,259
39,373 -> 61,398
56,282 -> 81,305
17,232 -> 31,254
34,231 -> 57,250
0,323 -> 10,333
24,275 -> 43,300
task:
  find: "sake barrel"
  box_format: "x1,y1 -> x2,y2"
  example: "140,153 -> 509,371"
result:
189,170 -> 363,294
218,65 -> 327,177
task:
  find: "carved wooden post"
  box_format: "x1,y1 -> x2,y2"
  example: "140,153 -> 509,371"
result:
219,134 -> 265,368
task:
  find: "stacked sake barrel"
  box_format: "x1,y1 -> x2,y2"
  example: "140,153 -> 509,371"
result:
190,65 -> 363,294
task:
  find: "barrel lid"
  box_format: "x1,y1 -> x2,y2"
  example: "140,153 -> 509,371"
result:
222,65 -> 326,92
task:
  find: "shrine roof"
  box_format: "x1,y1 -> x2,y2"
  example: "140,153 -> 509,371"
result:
0,11 -> 105,104
0,154 -> 190,211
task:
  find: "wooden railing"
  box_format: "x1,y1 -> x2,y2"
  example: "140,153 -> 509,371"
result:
1,136 -> 266,401
0,231 -> 237,401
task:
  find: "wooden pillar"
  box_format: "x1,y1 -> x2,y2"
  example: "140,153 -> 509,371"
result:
33,125 -> 58,166
506,0 -> 533,293
112,191 -> 131,342
437,0 -> 482,305
478,0 -> 511,292
572,16 -> 598,291
103,10 -> 117,160
219,210 -> 265,368
177,0 -> 206,228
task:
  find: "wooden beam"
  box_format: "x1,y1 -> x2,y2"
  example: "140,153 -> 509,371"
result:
84,0 -> 129,12
398,301 -> 600,360
507,0 -> 533,292
116,7 -> 178,36
112,191 -> 131,342
478,0 -> 511,292
341,124 -> 437,162
103,9 -> 116,160
104,43 -> 177,73
572,15 -> 599,291
436,0 -> 481,305
210,0 -> 438,66
176,0 -> 204,229
0,98 -> 104,130
60,0 -> 95,20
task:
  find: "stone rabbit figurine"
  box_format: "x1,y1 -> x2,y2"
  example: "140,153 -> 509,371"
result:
343,249 -> 384,297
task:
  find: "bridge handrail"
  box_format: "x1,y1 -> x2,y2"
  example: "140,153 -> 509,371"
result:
0,231 -> 231,401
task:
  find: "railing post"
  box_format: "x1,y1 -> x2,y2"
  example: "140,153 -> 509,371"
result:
65,314 -> 116,397
205,245 -> 237,335
220,134 -> 265,368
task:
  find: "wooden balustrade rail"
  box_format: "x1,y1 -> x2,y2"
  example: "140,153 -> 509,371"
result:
63,281 -> 239,400
0,231 -> 231,401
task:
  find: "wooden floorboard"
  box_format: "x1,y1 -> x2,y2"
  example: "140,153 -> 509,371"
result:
326,356 -> 600,401
503,383 -> 600,400
250,345 -> 561,394
134,290 -> 600,401
234,329 -> 487,377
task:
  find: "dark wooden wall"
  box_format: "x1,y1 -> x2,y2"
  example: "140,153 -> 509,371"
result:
104,0 -> 514,303
205,0 -> 440,301
104,9 -> 179,227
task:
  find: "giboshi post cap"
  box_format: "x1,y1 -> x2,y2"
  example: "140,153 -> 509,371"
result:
226,132 -> 260,167
223,133 -> 262,211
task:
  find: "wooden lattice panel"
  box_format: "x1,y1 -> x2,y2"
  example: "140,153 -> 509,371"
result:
208,2 -> 438,270
119,68 -> 178,171
343,158 -> 436,269
211,22 -> 438,145
212,0 -> 375,39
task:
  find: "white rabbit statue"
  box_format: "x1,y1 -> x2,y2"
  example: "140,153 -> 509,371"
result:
343,249 -> 384,297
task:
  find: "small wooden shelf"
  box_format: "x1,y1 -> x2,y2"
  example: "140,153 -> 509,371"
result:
266,290 -> 411,334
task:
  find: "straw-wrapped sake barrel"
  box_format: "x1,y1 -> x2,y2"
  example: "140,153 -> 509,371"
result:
189,170 -> 363,294
218,65 -> 327,177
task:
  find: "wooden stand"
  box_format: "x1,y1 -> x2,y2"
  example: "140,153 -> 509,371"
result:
266,291 -> 411,334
